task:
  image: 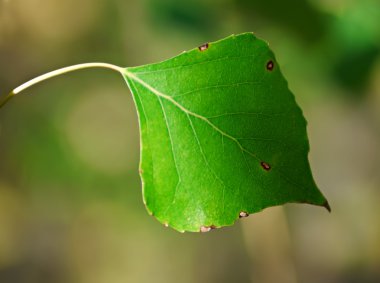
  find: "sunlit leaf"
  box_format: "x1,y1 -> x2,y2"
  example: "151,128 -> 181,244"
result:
121,33 -> 328,232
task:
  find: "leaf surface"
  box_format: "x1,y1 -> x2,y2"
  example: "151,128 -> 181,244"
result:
124,33 -> 329,232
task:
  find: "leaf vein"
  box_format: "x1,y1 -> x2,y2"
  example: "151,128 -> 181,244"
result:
172,81 -> 263,98
126,71 -> 261,162
186,113 -> 226,215
157,97 -> 182,216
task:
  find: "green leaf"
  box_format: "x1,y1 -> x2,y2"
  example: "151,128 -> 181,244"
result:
123,32 -> 329,232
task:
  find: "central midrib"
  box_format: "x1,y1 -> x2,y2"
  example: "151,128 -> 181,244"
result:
125,70 -> 261,162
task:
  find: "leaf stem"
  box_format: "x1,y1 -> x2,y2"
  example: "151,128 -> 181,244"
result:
0,63 -> 125,109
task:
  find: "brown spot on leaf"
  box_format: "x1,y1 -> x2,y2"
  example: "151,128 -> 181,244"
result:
260,161 -> 271,171
239,211 -> 249,218
200,226 -> 211,233
266,60 -> 274,71
200,225 -> 216,233
198,43 -> 209,51
163,222 -> 169,228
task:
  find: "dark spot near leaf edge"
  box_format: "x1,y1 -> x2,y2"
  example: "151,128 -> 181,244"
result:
260,161 -> 271,171
200,225 -> 216,232
266,60 -> 274,71
198,43 -> 209,51
239,211 -> 249,218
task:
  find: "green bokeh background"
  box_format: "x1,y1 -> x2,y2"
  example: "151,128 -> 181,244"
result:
0,0 -> 379,282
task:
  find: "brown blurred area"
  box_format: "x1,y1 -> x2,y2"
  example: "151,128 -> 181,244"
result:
0,0 -> 379,282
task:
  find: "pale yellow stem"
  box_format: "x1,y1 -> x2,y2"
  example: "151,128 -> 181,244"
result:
0,63 -> 125,109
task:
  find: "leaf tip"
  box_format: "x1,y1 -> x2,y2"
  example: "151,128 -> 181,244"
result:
323,200 -> 331,213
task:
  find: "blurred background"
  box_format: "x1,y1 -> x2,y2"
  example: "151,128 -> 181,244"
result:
0,0 -> 379,282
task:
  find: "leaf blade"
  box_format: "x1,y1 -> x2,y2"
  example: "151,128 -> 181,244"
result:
124,32 -> 328,232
